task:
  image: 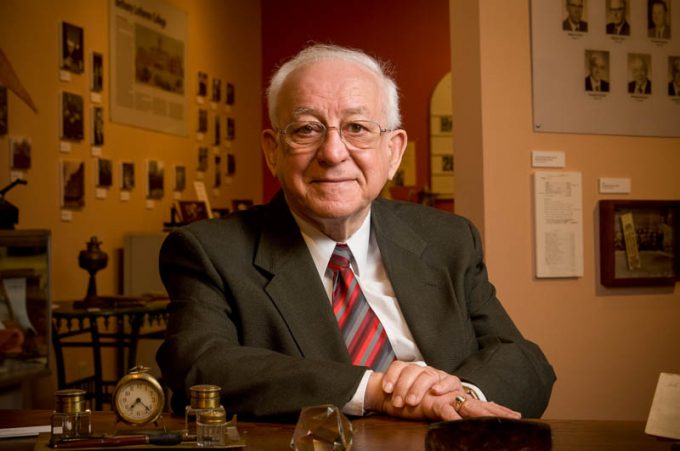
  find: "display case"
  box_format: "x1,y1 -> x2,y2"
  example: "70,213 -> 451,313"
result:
0,229 -> 51,386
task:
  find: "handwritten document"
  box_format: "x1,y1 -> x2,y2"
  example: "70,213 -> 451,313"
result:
534,172 -> 583,278
645,372 -> 680,440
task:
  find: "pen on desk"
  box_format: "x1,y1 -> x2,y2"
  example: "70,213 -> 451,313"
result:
51,432 -> 182,448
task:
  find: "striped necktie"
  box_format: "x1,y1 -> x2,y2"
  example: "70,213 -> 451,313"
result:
328,243 -> 395,371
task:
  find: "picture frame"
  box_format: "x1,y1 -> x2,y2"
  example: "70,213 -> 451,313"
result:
599,199 -> 680,287
61,91 -> 84,141
60,21 -> 84,74
174,200 -> 209,223
120,161 -> 135,191
91,52 -> 103,92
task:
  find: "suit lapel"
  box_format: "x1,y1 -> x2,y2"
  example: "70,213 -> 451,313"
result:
371,200 -> 467,368
254,193 -> 351,363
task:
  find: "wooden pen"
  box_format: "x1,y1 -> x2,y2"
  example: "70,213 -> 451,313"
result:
51,432 -> 182,448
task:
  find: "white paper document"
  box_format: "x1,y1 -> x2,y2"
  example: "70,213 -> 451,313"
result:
645,372 -> 680,440
534,172 -> 584,278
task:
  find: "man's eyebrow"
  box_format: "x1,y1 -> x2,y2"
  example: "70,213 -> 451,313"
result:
291,106 -> 370,117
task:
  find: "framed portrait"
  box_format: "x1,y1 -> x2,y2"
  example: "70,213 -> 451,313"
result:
91,52 -> 103,92
226,82 -> 235,105
174,165 -> 186,192
212,78 -> 221,103
60,159 -> 85,209
668,56 -> 680,96
198,109 -> 208,132
213,155 -> 221,187
599,200 -> 680,287
61,91 -> 84,141
120,161 -> 135,191
10,137 -> 31,170
226,153 -> 236,176
175,200 -> 209,223
197,147 -> 208,171
226,117 -> 235,141
61,21 -> 84,74
197,71 -> 208,97
91,106 -> 104,146
96,158 -> 113,187
146,160 -> 164,200
0,86 -> 7,135
214,114 -> 221,146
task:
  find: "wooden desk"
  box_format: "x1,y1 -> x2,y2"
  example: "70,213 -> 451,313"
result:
0,410 -> 674,451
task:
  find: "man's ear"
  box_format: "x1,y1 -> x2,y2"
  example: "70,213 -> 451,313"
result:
261,129 -> 280,176
386,129 -> 408,180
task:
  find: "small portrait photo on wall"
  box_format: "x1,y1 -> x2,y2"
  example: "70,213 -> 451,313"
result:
96,158 -> 113,188
10,137 -> 31,170
213,155 -> 222,188
121,161 -> 135,191
197,71 -> 208,97
91,106 -> 104,146
214,114 -> 221,146
648,0 -> 671,39
226,117 -> 235,141
606,0 -> 630,36
174,165 -> 186,192
585,50 -> 610,93
628,53 -> 652,95
0,86 -> 7,136
226,82 -> 235,105
61,21 -> 84,73
669,56 -> 680,96
146,160 -> 164,200
198,146 -> 208,172
61,91 -> 84,140
91,52 -> 103,92
198,109 -> 208,133
212,78 -> 221,103
60,159 -> 85,209
563,0 -> 588,32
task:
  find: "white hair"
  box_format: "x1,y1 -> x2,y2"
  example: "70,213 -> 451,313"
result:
265,44 -> 401,130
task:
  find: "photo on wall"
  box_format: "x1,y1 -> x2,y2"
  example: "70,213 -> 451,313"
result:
226,117 -> 235,141
226,153 -> 236,176
61,91 -> 84,140
10,137 -> 32,170
669,55 -> 680,96
146,160 -> 164,199
91,52 -> 103,92
226,82 -> 235,105
214,114 -> 221,146
61,21 -> 84,74
197,147 -> 208,171
174,165 -> 186,192
60,159 -> 85,209
0,86 -> 7,135
96,158 -> 113,187
213,155 -> 221,188
198,109 -> 208,132
212,78 -> 221,103
121,161 -> 135,191
91,106 -> 104,146
197,71 -> 208,97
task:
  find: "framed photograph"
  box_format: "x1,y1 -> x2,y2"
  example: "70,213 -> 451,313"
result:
197,147 -> 208,171
0,86 -> 7,135
61,92 -> 84,141
232,199 -> 253,212
91,106 -> 104,146
212,78 -> 221,103
599,200 -> 680,287
96,158 -> 113,187
175,200 -> 209,223
226,153 -> 236,176
91,52 -> 103,92
10,137 -> 31,170
214,114 -> 221,146
146,160 -> 164,200
60,159 -> 85,209
197,71 -> 208,97
213,155 -> 221,187
198,109 -> 208,132
226,117 -> 235,141
61,21 -> 84,74
174,165 -> 186,192
226,82 -> 235,105
120,161 -> 135,191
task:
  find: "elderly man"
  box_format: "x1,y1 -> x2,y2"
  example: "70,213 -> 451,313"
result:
157,44 -> 555,422
628,56 -> 652,94
670,57 -> 680,96
606,0 -> 630,36
585,52 -> 610,92
563,0 -> 588,32
648,0 -> 671,39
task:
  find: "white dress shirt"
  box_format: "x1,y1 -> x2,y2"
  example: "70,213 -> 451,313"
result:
292,210 -> 484,415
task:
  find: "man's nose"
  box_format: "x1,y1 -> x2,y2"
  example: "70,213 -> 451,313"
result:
317,127 -> 350,163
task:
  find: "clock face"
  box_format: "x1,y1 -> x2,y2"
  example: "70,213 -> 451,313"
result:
113,376 -> 164,424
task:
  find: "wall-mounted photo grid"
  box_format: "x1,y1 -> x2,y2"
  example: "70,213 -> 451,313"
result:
531,0 -> 680,137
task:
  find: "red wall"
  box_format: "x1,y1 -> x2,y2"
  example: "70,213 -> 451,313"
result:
260,0 -> 451,202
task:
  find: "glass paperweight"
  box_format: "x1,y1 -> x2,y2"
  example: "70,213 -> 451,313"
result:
50,389 -> 92,442
290,404 -> 353,451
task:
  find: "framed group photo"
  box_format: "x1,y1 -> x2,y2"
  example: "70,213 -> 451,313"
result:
599,199 -> 680,287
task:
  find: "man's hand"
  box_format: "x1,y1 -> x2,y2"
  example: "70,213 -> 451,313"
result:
364,361 -> 521,421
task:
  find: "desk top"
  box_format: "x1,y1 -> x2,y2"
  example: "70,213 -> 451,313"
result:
0,410 -> 674,451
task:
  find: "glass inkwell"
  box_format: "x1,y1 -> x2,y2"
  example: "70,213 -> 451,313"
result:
196,409 -> 227,447
184,385 -> 225,439
50,389 -> 92,443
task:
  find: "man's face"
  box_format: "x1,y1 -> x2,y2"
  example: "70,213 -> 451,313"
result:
567,0 -> 584,23
262,59 -> 406,231
652,3 -> 667,27
632,59 -> 647,83
610,0 -> 625,25
590,55 -> 606,81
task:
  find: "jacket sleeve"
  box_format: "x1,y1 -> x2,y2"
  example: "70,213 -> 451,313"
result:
452,221 -> 556,418
156,225 -> 365,420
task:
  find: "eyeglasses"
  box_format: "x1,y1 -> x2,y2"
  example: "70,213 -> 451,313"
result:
277,120 -> 393,153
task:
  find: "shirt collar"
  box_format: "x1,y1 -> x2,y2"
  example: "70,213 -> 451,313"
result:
291,210 -> 372,278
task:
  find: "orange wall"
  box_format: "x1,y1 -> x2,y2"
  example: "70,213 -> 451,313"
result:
260,0 -> 451,201
0,0 -> 262,302
451,0 -> 680,420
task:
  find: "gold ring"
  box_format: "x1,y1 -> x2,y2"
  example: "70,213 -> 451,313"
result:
453,395 -> 468,412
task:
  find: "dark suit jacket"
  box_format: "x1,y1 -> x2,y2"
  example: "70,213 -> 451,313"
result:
157,192 -> 556,420
628,80 -> 652,94
563,18 -> 587,32
606,21 -> 630,35
585,77 -> 609,92
648,26 -> 671,39
669,82 -> 679,96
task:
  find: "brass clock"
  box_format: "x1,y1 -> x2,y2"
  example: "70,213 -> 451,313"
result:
112,366 -> 165,426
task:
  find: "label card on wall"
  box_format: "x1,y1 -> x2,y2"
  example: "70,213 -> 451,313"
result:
534,171 -> 584,278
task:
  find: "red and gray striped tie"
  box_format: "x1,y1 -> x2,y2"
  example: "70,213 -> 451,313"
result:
328,243 -> 395,371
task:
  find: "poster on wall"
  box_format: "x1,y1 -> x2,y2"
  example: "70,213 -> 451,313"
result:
531,0 -> 680,137
109,0 -> 188,136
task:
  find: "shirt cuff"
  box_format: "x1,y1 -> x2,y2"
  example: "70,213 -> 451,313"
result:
342,370 -> 372,416
462,382 -> 487,401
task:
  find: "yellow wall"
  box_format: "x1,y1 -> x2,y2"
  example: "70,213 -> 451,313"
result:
451,1 -> 680,420
0,0 -> 261,407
